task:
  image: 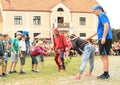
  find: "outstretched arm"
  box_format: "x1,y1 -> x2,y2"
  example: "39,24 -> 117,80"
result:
86,33 -> 97,40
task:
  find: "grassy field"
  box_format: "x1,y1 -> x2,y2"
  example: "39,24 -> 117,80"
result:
0,56 -> 98,85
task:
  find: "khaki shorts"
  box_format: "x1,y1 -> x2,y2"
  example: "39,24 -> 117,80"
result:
11,51 -> 19,62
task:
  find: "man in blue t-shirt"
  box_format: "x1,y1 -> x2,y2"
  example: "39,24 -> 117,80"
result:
87,5 -> 112,79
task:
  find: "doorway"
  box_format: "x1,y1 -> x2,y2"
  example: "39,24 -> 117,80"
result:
57,17 -> 64,23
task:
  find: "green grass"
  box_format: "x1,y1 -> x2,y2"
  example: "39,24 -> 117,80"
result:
0,56 -> 99,84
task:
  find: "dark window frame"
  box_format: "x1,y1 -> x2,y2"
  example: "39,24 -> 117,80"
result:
57,8 -> 64,12
79,17 -> 86,25
14,16 -> 22,25
80,33 -> 86,37
33,16 -> 41,25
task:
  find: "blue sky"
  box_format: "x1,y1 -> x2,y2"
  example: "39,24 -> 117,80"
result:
97,0 -> 120,29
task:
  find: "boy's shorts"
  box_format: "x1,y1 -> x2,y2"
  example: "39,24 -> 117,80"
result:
98,39 -> 112,55
20,51 -> 26,65
39,54 -> 44,62
31,56 -> 38,64
11,51 -> 19,62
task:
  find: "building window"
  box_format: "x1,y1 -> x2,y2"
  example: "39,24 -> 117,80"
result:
33,16 -> 41,25
79,17 -> 86,25
57,8 -> 64,12
14,16 -> 22,25
80,33 -> 86,37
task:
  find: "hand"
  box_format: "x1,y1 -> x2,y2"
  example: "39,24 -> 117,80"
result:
85,37 -> 90,41
101,38 -> 106,44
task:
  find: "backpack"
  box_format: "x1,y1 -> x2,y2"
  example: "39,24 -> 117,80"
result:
0,41 -> 4,56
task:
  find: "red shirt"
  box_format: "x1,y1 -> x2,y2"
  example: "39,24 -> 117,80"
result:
54,34 -> 68,50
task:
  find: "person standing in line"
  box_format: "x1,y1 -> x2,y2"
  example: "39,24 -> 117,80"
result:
87,5 -> 112,79
2,34 -> 9,77
0,33 -> 6,77
53,28 -> 68,71
19,34 -> 27,74
9,32 -> 22,74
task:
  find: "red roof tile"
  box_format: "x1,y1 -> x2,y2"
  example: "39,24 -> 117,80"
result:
1,0 -> 98,13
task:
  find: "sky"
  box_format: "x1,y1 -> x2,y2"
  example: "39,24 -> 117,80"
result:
96,0 -> 120,29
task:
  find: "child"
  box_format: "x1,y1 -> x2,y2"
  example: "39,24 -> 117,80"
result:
3,34 -> 9,76
30,41 -> 48,72
9,32 -> 22,74
0,33 -> 5,77
19,34 -> 27,74
70,34 -> 95,79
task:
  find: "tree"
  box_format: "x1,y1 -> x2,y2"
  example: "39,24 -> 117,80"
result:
112,28 -> 118,42
116,29 -> 120,40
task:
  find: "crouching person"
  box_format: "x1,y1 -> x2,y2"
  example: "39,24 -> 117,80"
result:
70,34 -> 95,79
30,41 -> 48,73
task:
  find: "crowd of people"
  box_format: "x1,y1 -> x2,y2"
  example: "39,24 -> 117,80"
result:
0,5 -> 119,80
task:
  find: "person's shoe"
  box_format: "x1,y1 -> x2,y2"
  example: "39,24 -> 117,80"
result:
19,71 -> 25,74
85,73 -> 92,77
73,76 -> 81,80
34,70 -> 39,73
31,69 -> 34,72
0,75 -> 2,78
97,74 -> 110,79
2,73 -> 7,77
9,71 -> 13,74
13,70 -> 17,73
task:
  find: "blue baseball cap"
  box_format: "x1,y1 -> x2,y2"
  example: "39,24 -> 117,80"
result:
93,5 -> 104,12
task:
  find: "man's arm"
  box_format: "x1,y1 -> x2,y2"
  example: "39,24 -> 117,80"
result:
101,23 -> 109,44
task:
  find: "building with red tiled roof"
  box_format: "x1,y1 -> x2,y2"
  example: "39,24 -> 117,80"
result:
0,0 -> 98,40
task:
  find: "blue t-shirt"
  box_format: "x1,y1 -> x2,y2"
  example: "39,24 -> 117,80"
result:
97,12 -> 112,40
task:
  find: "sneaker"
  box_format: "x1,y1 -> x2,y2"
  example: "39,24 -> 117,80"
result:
0,75 -> 2,78
85,73 -> 92,77
97,74 -> 110,79
9,71 -> 13,74
19,71 -> 25,74
13,70 -> 17,73
31,69 -> 34,72
73,76 -> 81,80
34,70 -> 39,73
2,73 -> 7,77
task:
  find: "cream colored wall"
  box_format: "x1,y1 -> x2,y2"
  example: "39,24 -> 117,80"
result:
0,22 -> 3,33
4,11 -> 50,29
3,11 -> 51,41
72,13 -> 98,38
3,10 -> 98,41
51,3 -> 71,27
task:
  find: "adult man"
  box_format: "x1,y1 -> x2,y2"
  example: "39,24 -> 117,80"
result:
9,32 -> 22,74
87,5 -> 112,79
53,28 -> 68,71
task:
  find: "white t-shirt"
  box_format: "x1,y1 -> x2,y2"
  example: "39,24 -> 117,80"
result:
19,40 -> 26,51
